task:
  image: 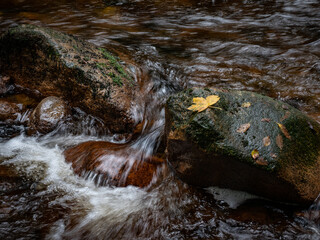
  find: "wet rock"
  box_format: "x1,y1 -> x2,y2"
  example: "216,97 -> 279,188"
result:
0,100 -> 20,121
165,87 -> 320,205
64,141 -> 165,188
0,24 -> 137,133
0,75 -> 13,95
29,96 -> 67,134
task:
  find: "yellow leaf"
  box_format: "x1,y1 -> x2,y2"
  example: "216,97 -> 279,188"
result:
206,95 -> 220,106
241,102 -> 251,108
187,97 -> 208,112
277,122 -> 291,139
188,95 -> 220,113
251,149 -> 259,160
236,123 -> 250,133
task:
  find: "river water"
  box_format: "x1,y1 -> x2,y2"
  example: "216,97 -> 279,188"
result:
0,0 -> 320,239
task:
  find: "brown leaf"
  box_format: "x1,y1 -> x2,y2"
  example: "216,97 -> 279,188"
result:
255,157 -> 268,166
277,122 -> 291,139
280,111 -> 290,122
251,149 -> 259,160
237,123 -> 251,133
261,118 -> 271,122
241,102 -> 251,108
263,136 -> 271,146
276,134 -> 283,150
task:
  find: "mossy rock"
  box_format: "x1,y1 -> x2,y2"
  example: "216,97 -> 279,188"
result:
0,24 -> 136,133
165,87 -> 320,205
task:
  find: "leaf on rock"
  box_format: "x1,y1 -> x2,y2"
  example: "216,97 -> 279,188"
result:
251,149 -> 259,160
280,111 -> 291,122
187,95 -> 220,112
276,134 -> 283,150
270,153 -> 277,158
263,136 -> 271,146
187,97 -> 209,112
255,157 -> 268,166
241,102 -> 251,108
261,118 -> 271,123
277,122 -> 291,139
206,95 -> 220,106
236,123 -> 251,133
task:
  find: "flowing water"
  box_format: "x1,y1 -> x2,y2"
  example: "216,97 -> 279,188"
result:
1,0 -> 320,239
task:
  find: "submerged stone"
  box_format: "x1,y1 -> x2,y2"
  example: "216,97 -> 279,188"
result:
0,24 -> 137,133
165,87 -> 320,205
64,141 -> 165,188
0,100 -> 20,122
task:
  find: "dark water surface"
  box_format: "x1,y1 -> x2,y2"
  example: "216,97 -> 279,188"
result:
0,0 -> 320,239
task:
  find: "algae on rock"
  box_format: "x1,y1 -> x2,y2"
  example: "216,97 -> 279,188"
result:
165,87 -> 320,205
0,24 -> 137,133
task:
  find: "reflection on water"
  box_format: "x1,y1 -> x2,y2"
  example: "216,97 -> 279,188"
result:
0,0 -> 320,239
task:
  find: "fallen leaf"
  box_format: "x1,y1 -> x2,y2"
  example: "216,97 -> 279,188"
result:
206,95 -> 220,106
241,102 -> 251,108
255,157 -> 268,166
237,123 -> 251,133
270,153 -> 277,158
277,122 -> 291,139
276,134 -> 283,150
251,149 -> 259,160
187,97 -> 209,112
280,111 -> 291,122
261,118 -> 271,122
187,95 -> 220,112
263,136 -> 271,146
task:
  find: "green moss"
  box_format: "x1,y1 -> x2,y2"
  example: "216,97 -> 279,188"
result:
96,62 -> 109,71
108,72 -> 123,86
99,47 -> 134,84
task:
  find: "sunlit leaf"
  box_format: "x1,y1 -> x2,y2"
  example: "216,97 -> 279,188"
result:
188,95 -> 220,113
251,149 -> 259,160
255,157 -> 268,166
276,134 -> 283,150
277,122 -> 291,139
241,102 -> 251,108
236,123 -> 250,133
206,95 -> 220,106
263,136 -> 271,146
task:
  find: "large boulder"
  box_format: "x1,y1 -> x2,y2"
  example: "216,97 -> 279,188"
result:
64,141 -> 165,188
0,24 -> 137,133
165,87 -> 320,205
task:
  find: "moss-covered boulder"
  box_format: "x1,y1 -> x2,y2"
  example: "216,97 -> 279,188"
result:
165,88 -> 320,205
0,24 -> 136,133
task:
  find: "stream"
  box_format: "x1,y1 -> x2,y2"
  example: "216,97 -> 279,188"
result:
1,0 -> 320,239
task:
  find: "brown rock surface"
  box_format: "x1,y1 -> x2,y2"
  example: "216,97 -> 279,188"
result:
0,100 -> 20,121
64,141 -> 165,188
0,24 -> 137,133
29,96 -> 68,134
